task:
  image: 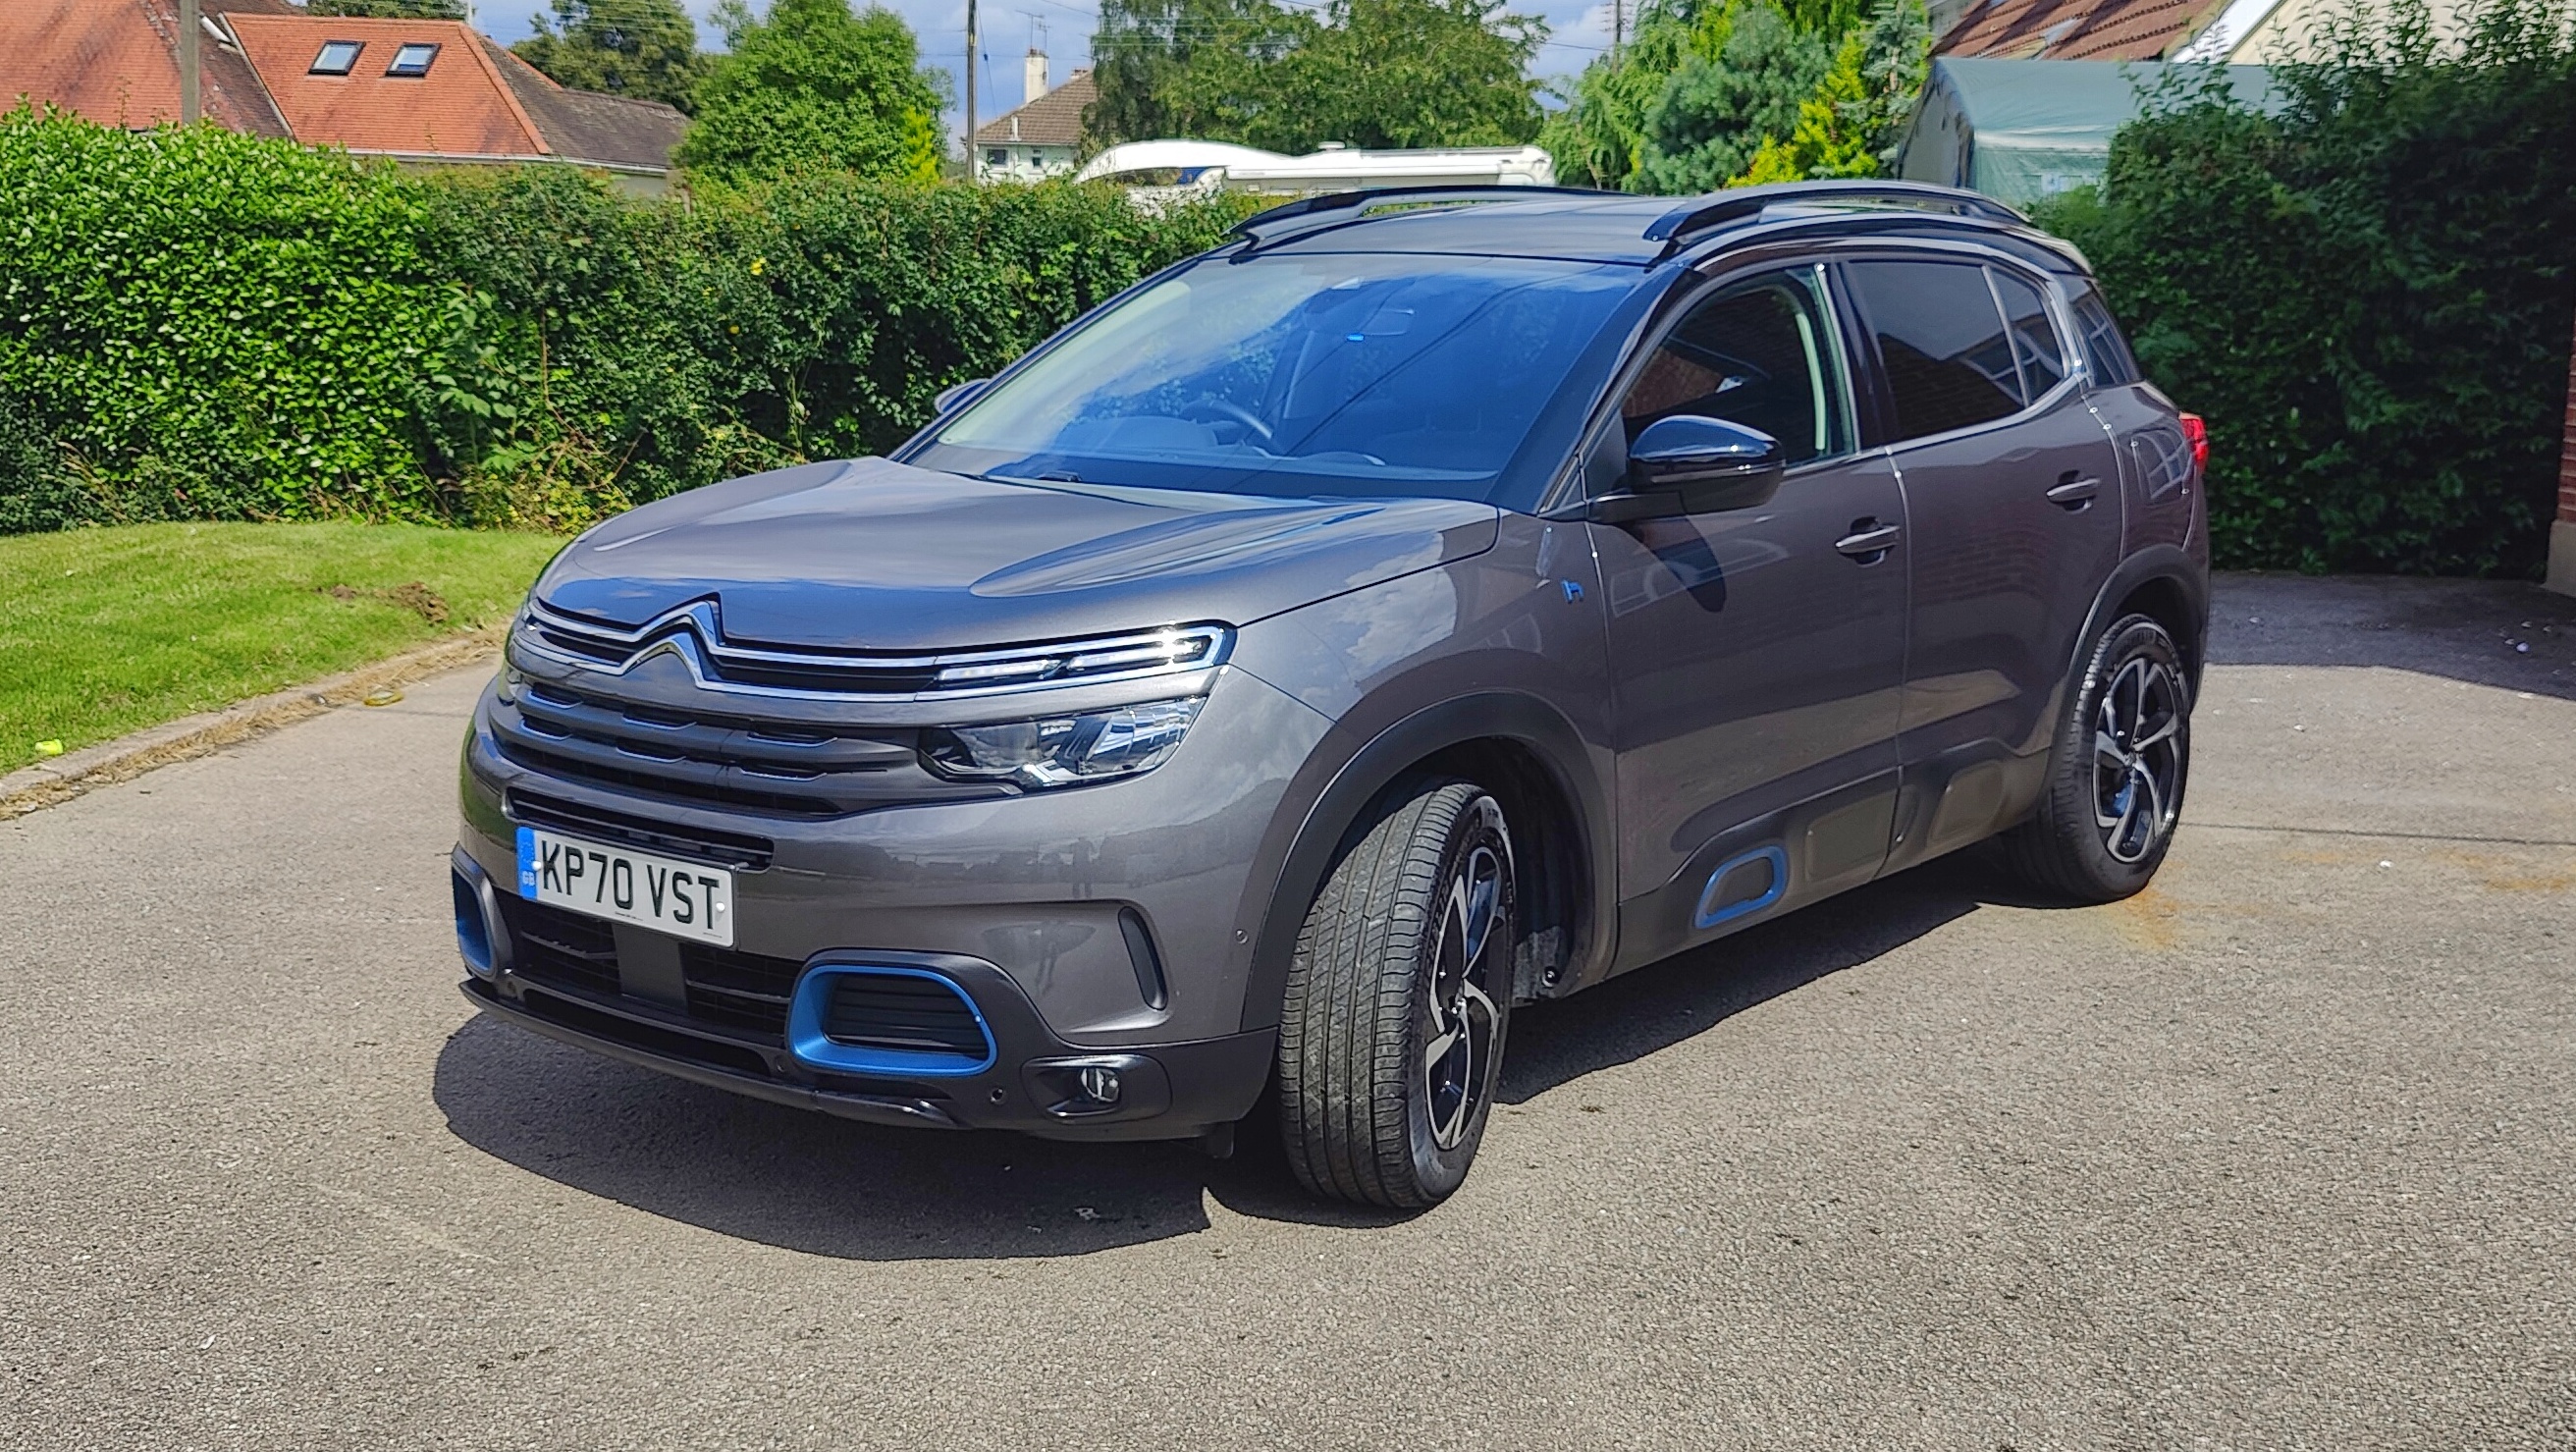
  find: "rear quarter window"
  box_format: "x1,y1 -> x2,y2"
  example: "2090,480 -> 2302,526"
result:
2069,284 -> 2141,386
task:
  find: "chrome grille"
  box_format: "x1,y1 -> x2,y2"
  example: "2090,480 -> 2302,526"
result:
514,599 -> 1228,702
490,678 -> 999,817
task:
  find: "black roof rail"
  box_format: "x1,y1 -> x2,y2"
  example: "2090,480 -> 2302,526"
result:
1229,185 -> 1618,248
1644,181 -> 2029,260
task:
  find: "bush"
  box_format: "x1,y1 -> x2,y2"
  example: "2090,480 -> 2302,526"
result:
2032,0 -> 2576,576
0,105 -> 1252,534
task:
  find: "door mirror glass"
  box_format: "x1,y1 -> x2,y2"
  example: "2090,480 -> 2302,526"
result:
1594,415 -> 1785,520
934,377 -> 992,415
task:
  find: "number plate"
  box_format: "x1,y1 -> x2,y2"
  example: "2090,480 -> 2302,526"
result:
514,827 -> 735,947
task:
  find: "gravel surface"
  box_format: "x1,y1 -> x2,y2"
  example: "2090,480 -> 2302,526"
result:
4,573 -> 2572,1450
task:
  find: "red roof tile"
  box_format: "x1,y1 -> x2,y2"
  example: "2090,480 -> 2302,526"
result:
1937,0 -> 2229,60
0,0 -> 294,137
224,14 -> 545,158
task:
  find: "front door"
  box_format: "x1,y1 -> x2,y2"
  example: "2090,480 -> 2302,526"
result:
1587,264 -> 1909,967
1841,256 -> 2126,852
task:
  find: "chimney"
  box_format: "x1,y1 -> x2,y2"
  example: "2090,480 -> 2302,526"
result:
1025,49 -> 1048,106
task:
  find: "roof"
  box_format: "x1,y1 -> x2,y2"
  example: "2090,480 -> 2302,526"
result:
480,37 -> 687,173
0,0 -> 296,137
1936,0 -> 2228,60
221,13 -> 681,170
1232,183 -> 2047,267
971,68 -> 1094,147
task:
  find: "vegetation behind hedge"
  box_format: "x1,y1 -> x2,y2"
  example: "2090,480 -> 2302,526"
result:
0,107 -> 1249,533
2033,0 -> 2576,576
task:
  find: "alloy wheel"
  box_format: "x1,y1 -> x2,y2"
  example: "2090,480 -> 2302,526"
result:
1423,838 -> 1507,1151
2092,654 -> 2185,864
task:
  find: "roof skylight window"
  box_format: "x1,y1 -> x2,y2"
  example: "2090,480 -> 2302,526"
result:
309,40 -> 362,76
386,42 -> 441,78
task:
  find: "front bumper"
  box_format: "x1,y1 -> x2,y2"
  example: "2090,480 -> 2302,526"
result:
456,853 -> 1274,1140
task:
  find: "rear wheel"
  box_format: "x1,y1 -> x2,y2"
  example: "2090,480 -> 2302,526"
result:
1276,779 -> 1515,1209
2003,613 -> 2191,902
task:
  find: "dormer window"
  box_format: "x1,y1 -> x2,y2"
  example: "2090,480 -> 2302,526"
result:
386,42 -> 440,78
309,40 -> 362,76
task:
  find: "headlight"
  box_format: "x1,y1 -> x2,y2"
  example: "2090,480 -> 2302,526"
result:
924,698 -> 1205,788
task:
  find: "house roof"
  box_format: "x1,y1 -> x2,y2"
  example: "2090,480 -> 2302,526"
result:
971,68 -> 1095,148
1936,0 -> 2229,60
222,13 -> 683,171
0,3 -> 682,173
0,0 -> 295,137
224,15 -> 549,159
481,37 -> 688,174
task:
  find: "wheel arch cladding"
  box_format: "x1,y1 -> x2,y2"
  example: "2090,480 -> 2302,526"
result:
2075,545 -> 2208,694
1238,693 -> 1613,1035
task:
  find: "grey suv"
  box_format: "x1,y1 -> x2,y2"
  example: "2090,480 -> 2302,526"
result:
452,181 -> 2209,1208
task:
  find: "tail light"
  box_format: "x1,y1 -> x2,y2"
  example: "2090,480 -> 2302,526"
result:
2178,412 -> 2210,472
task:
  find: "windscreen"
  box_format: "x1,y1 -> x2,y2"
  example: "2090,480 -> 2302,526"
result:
908,252 -> 1638,503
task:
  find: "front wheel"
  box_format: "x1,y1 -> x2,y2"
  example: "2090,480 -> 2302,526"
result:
2002,613 -> 2192,902
1276,779 -> 1516,1209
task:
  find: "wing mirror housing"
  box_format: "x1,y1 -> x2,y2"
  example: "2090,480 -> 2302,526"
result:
1589,415 -> 1787,522
934,376 -> 992,415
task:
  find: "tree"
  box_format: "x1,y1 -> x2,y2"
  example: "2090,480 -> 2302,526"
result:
1086,0 -> 1544,152
1733,0 -> 1930,184
1088,0 -> 1306,147
1256,0 -> 1544,151
676,0 -> 946,185
511,0 -> 709,113
302,0 -> 466,16
1633,2 -> 1829,193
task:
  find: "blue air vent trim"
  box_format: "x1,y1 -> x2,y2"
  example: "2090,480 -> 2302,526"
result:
785,964 -> 998,1078
1693,844 -> 1788,930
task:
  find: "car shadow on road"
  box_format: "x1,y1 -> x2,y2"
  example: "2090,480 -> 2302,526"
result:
434,849 -> 2048,1259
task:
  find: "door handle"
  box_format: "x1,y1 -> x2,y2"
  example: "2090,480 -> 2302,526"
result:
1835,520 -> 1902,562
2046,473 -> 2102,509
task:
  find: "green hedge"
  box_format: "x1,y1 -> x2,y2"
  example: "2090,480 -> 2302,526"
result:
2032,1 -> 2576,576
0,107 -> 1250,533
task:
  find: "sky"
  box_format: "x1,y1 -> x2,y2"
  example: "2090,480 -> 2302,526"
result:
464,0 -> 1621,138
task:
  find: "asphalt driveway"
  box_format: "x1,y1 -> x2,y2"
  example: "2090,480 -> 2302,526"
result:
4,573 -> 2571,1450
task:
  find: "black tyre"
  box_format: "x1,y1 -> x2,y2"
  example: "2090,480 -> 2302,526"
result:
2003,613 -> 2192,902
1276,779 -> 1515,1209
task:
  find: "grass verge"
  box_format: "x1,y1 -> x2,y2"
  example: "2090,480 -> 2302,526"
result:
2,522 -> 560,774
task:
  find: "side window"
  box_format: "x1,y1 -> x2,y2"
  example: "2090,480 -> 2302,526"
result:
1989,269 -> 2066,402
1846,259 -> 2021,441
2068,283 -> 2140,386
1619,267 -> 1851,467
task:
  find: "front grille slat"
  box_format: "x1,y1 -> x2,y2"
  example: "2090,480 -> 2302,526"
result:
495,682 -> 987,818
507,790 -> 776,871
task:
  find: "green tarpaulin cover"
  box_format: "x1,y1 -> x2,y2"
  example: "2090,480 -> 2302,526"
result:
1897,58 -> 2279,204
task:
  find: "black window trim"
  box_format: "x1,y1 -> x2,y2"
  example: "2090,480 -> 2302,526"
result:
1825,241 -> 2085,457
1540,252 -> 1863,514
386,41 -> 442,78
309,39 -> 365,76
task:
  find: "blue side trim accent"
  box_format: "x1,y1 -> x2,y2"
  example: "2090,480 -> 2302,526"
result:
452,863 -> 496,979
514,825 -> 538,899
1693,844 -> 1788,930
785,965 -> 998,1079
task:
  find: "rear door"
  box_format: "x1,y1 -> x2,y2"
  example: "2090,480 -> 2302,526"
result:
1841,254 -> 2124,852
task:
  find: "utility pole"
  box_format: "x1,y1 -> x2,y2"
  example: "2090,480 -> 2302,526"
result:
964,0 -> 979,183
179,0 -> 201,124
1612,0 -> 1623,58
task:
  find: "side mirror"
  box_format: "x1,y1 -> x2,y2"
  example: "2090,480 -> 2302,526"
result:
1590,415 -> 1786,522
934,377 -> 992,415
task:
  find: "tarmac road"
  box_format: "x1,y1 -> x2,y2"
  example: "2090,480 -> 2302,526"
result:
4,574 -> 2572,1451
